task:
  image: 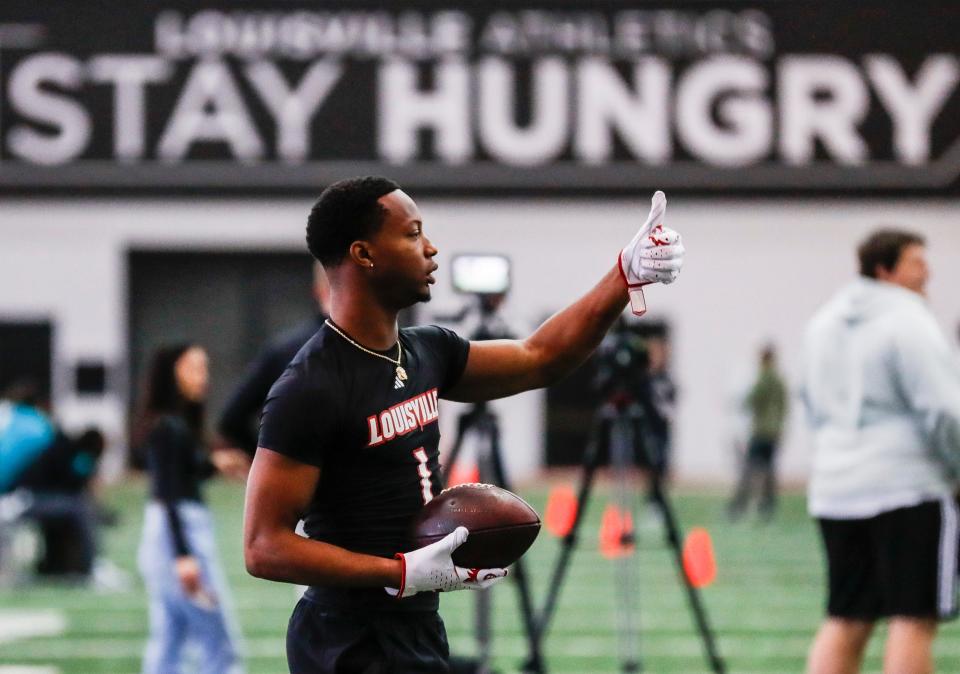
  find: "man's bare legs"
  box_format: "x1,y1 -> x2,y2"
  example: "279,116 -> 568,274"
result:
884,617 -> 937,674
806,618 -> 874,674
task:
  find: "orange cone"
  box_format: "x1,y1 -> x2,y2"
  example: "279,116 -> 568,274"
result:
682,527 -> 717,588
446,462 -> 480,487
545,485 -> 578,537
599,504 -> 635,559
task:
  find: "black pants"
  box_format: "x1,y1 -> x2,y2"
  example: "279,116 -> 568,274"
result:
728,437 -> 778,517
287,598 -> 450,674
24,491 -> 98,575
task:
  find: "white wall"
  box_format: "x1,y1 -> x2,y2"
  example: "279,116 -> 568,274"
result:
2,197 -> 958,484
423,198 -> 960,485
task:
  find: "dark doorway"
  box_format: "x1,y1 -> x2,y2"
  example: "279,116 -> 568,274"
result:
127,250 -> 315,438
0,320 -> 53,403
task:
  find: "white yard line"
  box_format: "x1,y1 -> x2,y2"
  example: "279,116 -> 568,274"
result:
0,611 -> 66,645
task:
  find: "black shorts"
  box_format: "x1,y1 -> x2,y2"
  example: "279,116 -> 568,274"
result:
746,437 -> 777,464
287,597 -> 450,674
818,498 -> 960,621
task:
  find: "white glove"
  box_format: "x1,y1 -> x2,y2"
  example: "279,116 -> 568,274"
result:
618,190 -> 685,316
385,527 -> 508,599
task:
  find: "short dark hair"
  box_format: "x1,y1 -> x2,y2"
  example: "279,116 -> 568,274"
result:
306,176 -> 400,266
857,229 -> 925,278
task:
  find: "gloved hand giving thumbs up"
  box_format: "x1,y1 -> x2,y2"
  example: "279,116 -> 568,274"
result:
618,190 -> 685,316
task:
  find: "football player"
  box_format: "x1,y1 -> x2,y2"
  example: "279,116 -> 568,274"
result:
243,177 -> 684,673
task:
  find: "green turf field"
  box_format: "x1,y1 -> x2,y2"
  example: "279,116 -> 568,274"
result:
2,479 -> 959,673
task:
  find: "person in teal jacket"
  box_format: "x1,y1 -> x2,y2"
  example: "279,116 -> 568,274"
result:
0,380 -> 55,494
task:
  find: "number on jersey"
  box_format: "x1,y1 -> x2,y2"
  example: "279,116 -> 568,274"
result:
412,447 -> 433,504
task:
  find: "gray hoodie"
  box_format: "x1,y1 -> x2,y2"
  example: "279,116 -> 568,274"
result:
802,277 -> 960,518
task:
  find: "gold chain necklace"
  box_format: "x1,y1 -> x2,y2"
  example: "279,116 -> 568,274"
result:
324,319 -> 408,382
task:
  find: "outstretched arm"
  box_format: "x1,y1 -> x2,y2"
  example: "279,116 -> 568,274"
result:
445,266 -> 627,402
445,191 -> 683,403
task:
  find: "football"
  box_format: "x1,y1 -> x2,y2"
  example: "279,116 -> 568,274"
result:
411,483 -> 541,568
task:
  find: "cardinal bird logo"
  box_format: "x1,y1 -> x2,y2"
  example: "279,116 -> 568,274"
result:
464,568 -> 507,583
649,224 -> 669,246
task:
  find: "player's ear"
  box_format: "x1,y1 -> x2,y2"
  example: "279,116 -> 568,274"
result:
349,241 -> 376,270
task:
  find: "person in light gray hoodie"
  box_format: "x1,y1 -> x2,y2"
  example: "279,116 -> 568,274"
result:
803,229 -> 960,674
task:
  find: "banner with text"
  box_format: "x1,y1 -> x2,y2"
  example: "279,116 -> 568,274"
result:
1,1 -> 958,194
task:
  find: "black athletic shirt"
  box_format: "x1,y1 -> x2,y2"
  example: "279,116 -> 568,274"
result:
145,415 -> 215,556
258,323 -> 470,611
218,314 -> 326,454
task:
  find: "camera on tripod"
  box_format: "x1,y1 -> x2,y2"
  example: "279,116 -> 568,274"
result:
439,253 -> 542,672
593,318 -> 650,402
444,254 -> 515,342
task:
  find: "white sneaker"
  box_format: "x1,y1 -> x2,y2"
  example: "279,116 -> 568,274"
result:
91,557 -> 132,593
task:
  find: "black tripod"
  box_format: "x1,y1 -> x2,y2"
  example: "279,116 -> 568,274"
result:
444,400 -> 547,674
532,396 -> 726,674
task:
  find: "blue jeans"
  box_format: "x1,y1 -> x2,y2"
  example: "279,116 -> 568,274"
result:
138,501 -> 244,674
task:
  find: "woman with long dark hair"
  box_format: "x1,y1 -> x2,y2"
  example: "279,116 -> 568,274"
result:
136,344 -> 244,674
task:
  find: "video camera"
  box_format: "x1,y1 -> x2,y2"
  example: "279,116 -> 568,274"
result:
593,318 -> 650,400
442,254 -> 515,342
596,318 -> 673,396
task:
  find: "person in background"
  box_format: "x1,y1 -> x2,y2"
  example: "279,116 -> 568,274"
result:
803,229 -> 960,674
0,380 -> 56,580
135,344 -> 246,674
0,379 -> 55,496
16,426 -> 104,578
638,335 -> 677,493
217,264 -> 330,456
728,345 -> 788,521
0,381 -> 123,585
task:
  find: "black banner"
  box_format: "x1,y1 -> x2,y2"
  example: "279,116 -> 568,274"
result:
1,1 -> 958,195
